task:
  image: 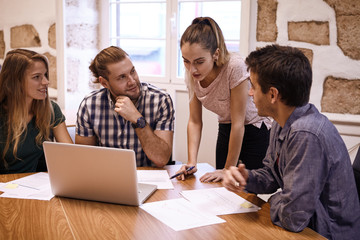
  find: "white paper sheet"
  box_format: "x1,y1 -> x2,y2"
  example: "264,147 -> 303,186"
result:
180,187 -> 260,215
0,172 -> 54,201
140,198 -> 226,231
137,170 -> 174,189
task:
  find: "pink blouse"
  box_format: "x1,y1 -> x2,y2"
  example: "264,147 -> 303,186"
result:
186,53 -> 271,129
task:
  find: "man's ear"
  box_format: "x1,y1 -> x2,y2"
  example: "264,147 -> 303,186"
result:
269,87 -> 279,104
99,76 -> 109,89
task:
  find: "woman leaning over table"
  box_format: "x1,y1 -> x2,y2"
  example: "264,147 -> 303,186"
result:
176,17 -> 271,182
0,49 -> 72,174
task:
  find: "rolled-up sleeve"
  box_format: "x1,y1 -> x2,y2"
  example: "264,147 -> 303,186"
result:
155,94 -> 175,132
76,98 -> 94,137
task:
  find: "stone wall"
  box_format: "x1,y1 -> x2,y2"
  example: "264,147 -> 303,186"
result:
0,23 -> 57,95
256,0 -> 360,115
0,0 -> 57,98
64,0 -> 100,109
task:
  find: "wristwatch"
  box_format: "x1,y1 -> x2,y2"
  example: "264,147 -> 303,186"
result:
132,116 -> 146,129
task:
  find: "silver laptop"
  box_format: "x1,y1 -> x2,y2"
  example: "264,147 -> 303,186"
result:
43,142 -> 157,206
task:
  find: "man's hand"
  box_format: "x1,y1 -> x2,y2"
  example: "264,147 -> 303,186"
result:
114,96 -> 141,123
223,164 -> 248,193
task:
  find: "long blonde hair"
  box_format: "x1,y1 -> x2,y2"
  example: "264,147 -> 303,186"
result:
0,49 -> 53,167
180,17 -> 230,100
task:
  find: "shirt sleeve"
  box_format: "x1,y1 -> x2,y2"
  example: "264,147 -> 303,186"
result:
76,98 -> 95,137
228,54 -> 250,90
51,101 -> 65,127
268,131 -> 326,232
246,154 -> 280,194
154,94 -> 175,131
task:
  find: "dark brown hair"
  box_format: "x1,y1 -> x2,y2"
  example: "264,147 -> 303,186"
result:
245,44 -> 312,107
89,46 -> 129,83
180,17 -> 229,67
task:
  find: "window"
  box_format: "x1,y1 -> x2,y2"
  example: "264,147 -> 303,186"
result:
102,0 -> 248,84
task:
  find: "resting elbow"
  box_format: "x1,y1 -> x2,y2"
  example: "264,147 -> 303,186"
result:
152,152 -> 172,168
277,212 -> 309,233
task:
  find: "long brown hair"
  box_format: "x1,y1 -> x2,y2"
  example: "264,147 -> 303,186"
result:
0,49 -> 53,167
180,17 -> 230,67
180,17 -> 230,99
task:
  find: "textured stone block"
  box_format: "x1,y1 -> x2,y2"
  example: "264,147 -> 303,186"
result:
66,23 -> 98,49
0,30 -> 5,59
324,0 -> 360,60
257,0 -> 278,42
298,47 -> 313,66
323,0 -> 360,15
337,15 -> 360,60
288,21 -> 329,45
10,24 -> 41,48
43,52 -> 57,89
321,76 -> 360,114
48,23 -> 56,49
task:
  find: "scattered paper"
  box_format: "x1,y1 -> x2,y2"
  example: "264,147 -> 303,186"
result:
137,170 -> 174,189
140,198 -> 225,231
0,172 -> 54,201
180,187 -> 260,215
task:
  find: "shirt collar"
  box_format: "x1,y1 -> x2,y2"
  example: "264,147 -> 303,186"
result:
105,83 -> 145,108
278,103 -> 311,141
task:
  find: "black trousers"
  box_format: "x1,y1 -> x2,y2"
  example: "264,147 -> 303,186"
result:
216,122 -> 270,170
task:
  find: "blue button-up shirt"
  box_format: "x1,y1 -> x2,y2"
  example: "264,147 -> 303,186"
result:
246,104 -> 360,240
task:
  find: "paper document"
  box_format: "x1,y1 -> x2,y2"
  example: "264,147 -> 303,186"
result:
140,198 -> 225,231
0,172 -> 54,201
180,187 -> 260,215
137,170 -> 174,189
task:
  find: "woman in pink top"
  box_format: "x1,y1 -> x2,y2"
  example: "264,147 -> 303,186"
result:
176,17 -> 271,182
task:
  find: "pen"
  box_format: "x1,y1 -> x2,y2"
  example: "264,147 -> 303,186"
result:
169,166 -> 195,179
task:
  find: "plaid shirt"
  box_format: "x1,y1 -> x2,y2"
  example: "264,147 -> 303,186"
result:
76,83 -> 175,166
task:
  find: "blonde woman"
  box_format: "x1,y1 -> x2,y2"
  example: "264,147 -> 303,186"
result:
0,49 -> 72,173
176,17 -> 271,182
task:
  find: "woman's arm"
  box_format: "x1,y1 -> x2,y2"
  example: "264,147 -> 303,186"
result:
187,96 -> 203,165
199,80 -> 248,183
176,97 -> 203,180
224,80 -> 248,168
53,122 -> 73,143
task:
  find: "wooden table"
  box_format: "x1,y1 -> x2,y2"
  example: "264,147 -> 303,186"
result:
0,163 -> 325,240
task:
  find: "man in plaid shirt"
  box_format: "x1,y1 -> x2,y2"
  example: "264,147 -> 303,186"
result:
75,46 -> 175,167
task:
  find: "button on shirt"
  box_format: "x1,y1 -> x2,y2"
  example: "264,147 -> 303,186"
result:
246,104 -> 360,240
76,83 -> 175,167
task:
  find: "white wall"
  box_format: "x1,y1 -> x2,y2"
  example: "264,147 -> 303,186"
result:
174,90 -> 218,166
249,0 -> 360,163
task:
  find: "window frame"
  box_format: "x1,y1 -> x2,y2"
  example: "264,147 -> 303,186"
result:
98,0 -> 251,85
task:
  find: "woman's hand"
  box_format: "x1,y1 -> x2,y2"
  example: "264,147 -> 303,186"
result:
175,164 -> 197,180
199,169 -> 224,183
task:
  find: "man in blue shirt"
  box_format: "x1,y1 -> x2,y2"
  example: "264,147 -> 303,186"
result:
76,46 -> 174,167
223,44 -> 360,239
